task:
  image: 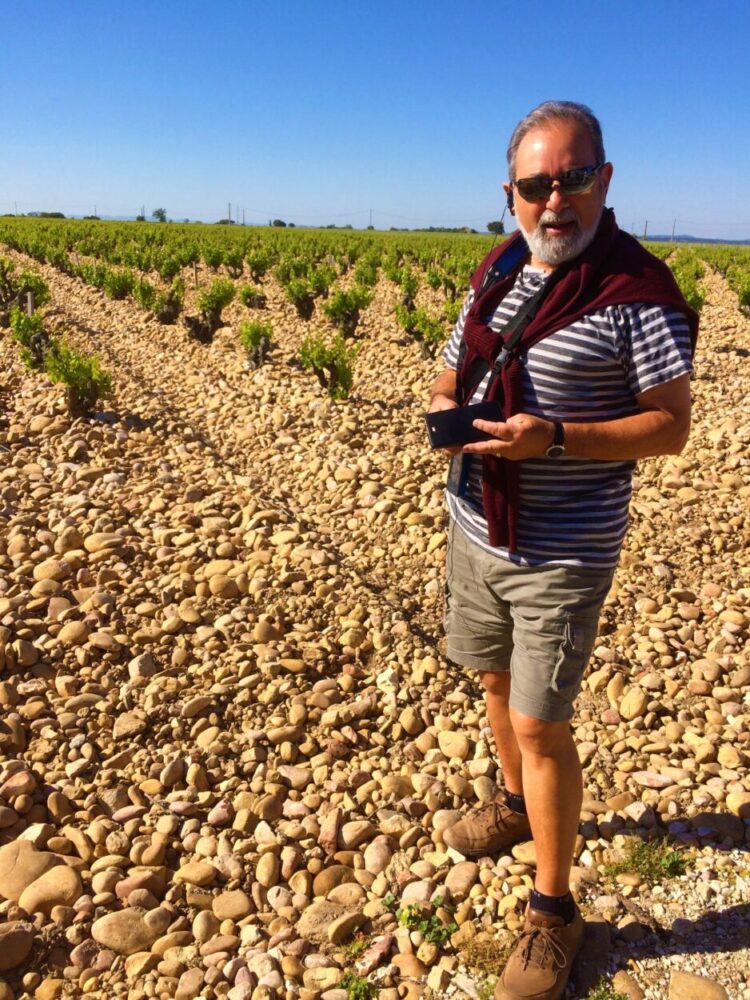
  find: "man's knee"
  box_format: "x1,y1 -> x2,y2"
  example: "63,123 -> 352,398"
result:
510,710 -> 574,757
479,670 -> 510,699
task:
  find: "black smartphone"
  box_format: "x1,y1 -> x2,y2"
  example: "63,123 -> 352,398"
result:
424,401 -> 502,449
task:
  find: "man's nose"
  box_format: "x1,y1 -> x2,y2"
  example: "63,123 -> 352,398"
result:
546,184 -> 571,210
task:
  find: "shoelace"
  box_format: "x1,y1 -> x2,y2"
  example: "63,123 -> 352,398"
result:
519,925 -> 567,972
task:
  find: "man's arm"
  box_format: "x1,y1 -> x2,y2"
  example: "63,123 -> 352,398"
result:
428,368 -> 459,412
464,373 -> 691,461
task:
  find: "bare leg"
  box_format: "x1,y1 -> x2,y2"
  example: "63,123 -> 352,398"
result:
510,708 -> 582,896
479,671 -> 523,797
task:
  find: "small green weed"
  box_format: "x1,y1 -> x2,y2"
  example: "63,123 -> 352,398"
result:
585,978 -> 629,1000
476,974 -> 498,1000
343,933 -> 368,959
603,836 -> 687,885
339,972 -> 375,1000
396,895 -> 457,946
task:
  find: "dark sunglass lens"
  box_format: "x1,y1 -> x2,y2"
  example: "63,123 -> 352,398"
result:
516,176 -> 551,201
559,168 -> 595,195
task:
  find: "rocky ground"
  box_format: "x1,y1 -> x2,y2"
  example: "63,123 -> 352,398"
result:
0,252 -> 748,1000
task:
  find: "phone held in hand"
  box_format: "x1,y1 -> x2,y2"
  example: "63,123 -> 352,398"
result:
424,401 -> 502,449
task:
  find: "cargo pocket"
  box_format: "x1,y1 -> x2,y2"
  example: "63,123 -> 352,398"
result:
551,614 -> 597,706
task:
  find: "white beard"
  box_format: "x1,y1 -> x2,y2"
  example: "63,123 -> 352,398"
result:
519,204 -> 604,267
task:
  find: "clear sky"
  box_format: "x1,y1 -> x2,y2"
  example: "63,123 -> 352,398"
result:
3,0 -> 748,239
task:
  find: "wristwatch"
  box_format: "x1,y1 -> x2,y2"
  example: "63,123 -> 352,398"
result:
545,421 -> 566,458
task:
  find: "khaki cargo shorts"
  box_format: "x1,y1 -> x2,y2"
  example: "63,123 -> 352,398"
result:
444,520 -> 614,722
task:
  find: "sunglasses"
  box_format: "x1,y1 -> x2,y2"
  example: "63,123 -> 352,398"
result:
512,164 -> 605,203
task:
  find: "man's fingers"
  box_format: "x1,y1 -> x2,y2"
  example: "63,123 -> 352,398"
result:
463,439 -> 508,455
472,419 -> 512,439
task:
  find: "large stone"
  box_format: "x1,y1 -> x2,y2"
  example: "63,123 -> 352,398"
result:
312,864 -> 355,897
0,921 -> 34,971
364,838 -> 393,875
356,933 -> 394,975
0,841 -> 62,902
612,970 -> 646,999
213,890 -> 252,921
668,971 -> 729,1000
437,730 -> 471,760
689,812 -> 744,842
18,865 -> 82,915
255,852 -> 280,888
174,860 -> 216,886
327,911 -> 366,944
57,621 -> 90,645
91,910 -> 162,955
726,791 -> 750,819
296,901 -> 348,942
619,687 -> 648,721
338,820 -> 376,850
444,861 -> 479,900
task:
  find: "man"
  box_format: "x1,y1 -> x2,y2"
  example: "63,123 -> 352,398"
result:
429,101 -> 697,1000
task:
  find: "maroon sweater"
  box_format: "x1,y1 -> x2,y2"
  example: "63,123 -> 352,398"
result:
458,208 -> 699,552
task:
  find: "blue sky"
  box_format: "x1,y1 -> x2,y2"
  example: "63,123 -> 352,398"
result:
3,0 -> 748,239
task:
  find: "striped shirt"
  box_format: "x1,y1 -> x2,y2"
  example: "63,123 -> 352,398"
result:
443,265 -> 693,569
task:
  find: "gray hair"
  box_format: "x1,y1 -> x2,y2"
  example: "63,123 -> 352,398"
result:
506,101 -> 605,180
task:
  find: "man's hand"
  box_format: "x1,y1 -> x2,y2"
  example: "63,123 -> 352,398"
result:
463,413 -> 554,460
428,392 -> 458,414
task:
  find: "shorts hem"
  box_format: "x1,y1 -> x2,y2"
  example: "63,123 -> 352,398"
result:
446,645 -> 510,673
509,689 -> 575,724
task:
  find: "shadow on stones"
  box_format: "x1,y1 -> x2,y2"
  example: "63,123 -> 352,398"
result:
570,902 -> 750,995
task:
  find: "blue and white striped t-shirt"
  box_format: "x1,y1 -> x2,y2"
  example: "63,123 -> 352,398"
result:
443,265 -> 693,569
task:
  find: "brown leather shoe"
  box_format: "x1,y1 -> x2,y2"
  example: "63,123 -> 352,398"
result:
442,795 -> 531,856
494,905 -> 584,1000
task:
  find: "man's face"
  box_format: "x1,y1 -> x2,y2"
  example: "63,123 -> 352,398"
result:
504,119 -> 613,270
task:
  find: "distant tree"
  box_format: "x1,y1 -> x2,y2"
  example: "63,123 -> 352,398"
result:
152,208 -> 167,223
272,219 -> 287,227
135,214 -> 146,222
487,220 -> 505,235
83,215 -> 100,221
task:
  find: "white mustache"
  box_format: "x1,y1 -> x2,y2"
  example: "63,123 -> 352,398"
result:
539,211 -> 577,226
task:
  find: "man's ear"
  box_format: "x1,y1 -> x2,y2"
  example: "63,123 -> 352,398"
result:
503,182 -> 515,216
600,162 -> 614,198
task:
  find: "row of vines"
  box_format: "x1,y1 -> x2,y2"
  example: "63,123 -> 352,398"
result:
0,218 -> 748,407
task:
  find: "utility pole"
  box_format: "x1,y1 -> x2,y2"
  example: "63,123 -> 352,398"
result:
228,202 -> 232,223
643,220 -> 648,240
141,205 -> 145,220
94,204 -> 97,218
369,208 -> 373,228
671,218 -> 676,240
242,208 -> 245,226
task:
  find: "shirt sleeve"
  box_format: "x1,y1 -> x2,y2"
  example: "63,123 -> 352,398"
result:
442,288 -> 475,370
617,304 -> 694,395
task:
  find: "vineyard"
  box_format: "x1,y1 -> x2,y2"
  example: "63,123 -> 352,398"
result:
0,218 -> 749,1000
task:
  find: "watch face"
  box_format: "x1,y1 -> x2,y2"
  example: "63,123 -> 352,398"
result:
546,444 -> 565,458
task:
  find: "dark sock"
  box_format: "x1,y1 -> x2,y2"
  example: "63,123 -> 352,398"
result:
529,888 -> 576,924
503,789 -> 527,815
